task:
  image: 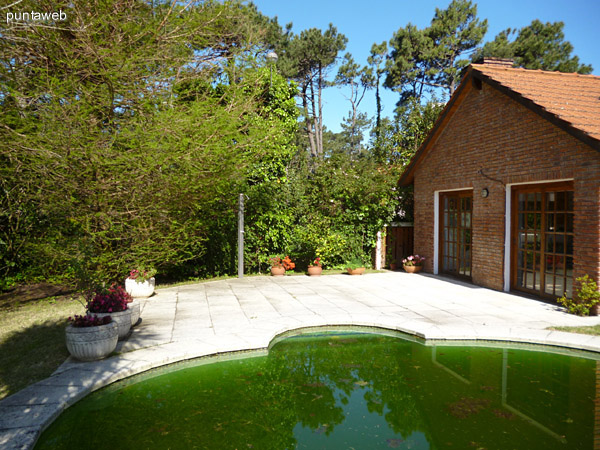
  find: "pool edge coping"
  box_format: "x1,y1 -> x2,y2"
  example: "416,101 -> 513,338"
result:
4,320 -> 600,450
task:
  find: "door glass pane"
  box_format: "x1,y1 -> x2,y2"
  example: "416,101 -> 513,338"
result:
518,194 -> 526,211
546,234 -> 554,253
555,256 -> 565,276
546,192 -> 555,211
526,271 -> 533,289
555,235 -> 565,254
546,213 -> 555,231
566,235 -> 573,255
545,275 -> 555,295
526,213 -> 535,230
546,255 -> 555,273
556,213 -> 566,232
526,251 -> 533,269
534,233 -> 541,251
566,214 -> 574,233
556,192 -> 566,210
527,193 -> 535,210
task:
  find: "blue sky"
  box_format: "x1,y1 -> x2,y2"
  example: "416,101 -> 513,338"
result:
252,0 -> 600,135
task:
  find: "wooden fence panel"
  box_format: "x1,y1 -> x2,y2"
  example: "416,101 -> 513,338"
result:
385,224 -> 414,267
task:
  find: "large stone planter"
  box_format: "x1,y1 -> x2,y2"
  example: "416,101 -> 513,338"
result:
129,300 -> 141,327
65,321 -> 118,362
91,309 -> 132,340
125,277 -> 155,298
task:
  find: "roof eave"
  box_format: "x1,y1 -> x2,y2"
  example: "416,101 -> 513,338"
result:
398,67 -> 475,187
398,66 -> 600,187
472,69 -> 600,152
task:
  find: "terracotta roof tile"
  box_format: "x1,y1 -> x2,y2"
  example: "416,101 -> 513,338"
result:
471,64 -> 600,142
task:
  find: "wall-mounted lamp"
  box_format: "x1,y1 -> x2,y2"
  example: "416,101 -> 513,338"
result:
481,188 -> 489,198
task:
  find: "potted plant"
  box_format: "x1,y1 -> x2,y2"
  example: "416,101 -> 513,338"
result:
87,284 -> 132,340
558,275 -> 600,316
65,314 -> 118,361
346,257 -> 365,276
402,255 -> 425,273
307,257 -> 323,276
125,267 -> 156,298
270,256 -> 295,276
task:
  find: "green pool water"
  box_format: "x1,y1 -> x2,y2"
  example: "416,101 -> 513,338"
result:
36,331 -> 599,449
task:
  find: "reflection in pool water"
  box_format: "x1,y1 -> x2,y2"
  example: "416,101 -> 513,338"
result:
36,331 -> 598,449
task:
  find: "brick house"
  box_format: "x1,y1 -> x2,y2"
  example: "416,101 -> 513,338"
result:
399,58 -> 600,300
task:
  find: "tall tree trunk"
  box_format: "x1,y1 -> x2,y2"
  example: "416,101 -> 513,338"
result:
310,78 -> 320,157
375,72 -> 381,141
316,64 -> 324,156
302,83 -> 317,157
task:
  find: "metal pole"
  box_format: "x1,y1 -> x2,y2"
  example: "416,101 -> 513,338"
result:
238,193 -> 244,278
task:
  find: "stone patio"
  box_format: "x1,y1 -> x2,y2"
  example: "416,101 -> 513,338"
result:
3,271 -> 600,449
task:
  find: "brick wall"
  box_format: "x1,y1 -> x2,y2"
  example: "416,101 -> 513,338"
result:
413,81 -> 600,292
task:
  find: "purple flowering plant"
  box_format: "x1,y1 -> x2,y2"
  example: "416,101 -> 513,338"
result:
69,314 -> 112,328
402,255 -> 426,267
87,284 -> 131,313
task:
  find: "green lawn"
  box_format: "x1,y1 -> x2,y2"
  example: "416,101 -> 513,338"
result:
550,325 -> 600,336
0,296 -> 85,400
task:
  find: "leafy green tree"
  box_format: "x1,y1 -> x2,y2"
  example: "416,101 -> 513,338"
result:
395,98 -> 445,164
384,0 -> 487,105
339,112 -> 371,156
0,0 -> 298,283
278,24 -> 347,158
474,20 -> 593,74
334,53 -> 374,154
288,150 -> 400,269
368,41 -> 388,142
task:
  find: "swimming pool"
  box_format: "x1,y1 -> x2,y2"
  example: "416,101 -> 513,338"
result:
35,330 -> 598,449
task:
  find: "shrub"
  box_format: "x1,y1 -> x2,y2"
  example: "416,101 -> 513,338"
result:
557,275 -> 600,316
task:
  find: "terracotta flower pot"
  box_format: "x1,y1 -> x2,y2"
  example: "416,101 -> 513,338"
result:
65,321 -> 118,362
271,266 -> 286,276
403,265 -> 422,273
389,263 -> 398,271
307,266 -> 323,276
347,267 -> 365,275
